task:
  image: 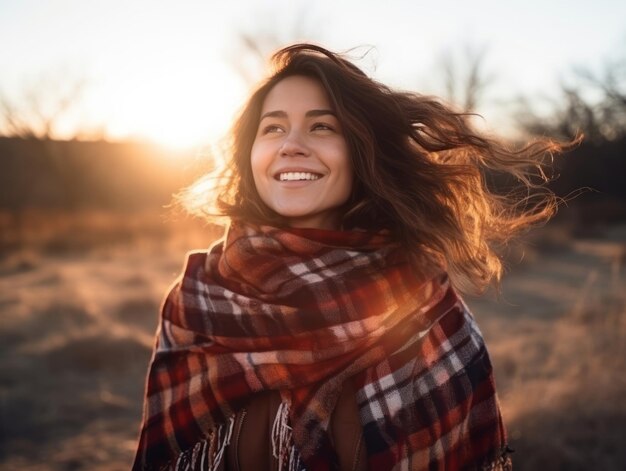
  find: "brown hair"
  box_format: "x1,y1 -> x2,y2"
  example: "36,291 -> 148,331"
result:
182,43 -> 575,294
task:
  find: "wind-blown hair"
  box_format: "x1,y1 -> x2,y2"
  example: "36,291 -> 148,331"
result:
182,43 -> 574,294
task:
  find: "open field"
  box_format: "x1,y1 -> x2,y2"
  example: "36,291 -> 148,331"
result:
468,223 -> 626,470
0,211 -> 624,470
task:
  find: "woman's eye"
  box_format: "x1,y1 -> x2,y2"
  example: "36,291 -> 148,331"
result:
312,123 -> 334,131
261,124 -> 283,134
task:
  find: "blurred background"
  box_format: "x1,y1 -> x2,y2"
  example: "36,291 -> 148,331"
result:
0,0 -> 625,469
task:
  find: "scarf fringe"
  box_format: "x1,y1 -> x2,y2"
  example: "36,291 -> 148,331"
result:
271,401 -> 302,471
170,416 -> 235,471
481,445 -> 514,471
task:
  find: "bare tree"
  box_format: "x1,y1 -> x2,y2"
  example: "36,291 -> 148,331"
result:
0,70 -> 87,139
438,44 -> 494,113
517,55 -> 626,143
224,5 -> 325,86
0,95 -> 35,138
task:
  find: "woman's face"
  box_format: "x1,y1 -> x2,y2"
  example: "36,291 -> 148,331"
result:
250,75 -> 353,230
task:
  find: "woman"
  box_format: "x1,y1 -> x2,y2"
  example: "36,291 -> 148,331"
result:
134,44 -> 567,470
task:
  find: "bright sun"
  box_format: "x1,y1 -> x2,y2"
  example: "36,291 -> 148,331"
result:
96,57 -> 247,150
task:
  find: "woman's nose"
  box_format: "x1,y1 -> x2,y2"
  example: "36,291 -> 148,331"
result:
279,130 -> 310,157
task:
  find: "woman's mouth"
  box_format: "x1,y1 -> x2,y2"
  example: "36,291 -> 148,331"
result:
276,172 -> 322,181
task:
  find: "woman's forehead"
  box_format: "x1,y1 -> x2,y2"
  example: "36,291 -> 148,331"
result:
261,75 -> 333,114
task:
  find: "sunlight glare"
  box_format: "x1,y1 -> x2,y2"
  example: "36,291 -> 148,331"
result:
100,56 -> 246,150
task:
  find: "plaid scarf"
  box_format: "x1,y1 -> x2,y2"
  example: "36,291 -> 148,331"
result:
133,221 -> 511,471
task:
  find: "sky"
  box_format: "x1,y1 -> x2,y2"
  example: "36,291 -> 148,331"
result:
0,0 -> 624,148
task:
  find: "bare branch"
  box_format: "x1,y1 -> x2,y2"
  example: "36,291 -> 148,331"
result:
519,55 -> 626,142
437,43 -> 494,113
223,5 -> 324,85
0,71 -> 87,139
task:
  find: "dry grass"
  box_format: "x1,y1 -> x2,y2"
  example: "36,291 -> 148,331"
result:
493,287 -> 626,470
0,210 -> 220,470
476,224 -> 626,470
0,209 -> 219,256
0,210 -> 624,469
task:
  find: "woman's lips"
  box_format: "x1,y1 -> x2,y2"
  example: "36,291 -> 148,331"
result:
274,171 -> 323,181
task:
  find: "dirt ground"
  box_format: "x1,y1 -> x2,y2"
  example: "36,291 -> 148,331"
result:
0,215 -> 624,470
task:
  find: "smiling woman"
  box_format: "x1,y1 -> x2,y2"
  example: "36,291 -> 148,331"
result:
132,43 -> 572,471
251,75 -> 353,230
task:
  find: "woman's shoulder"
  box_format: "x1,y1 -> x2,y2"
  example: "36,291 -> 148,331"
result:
181,237 -> 226,278
183,250 -> 210,270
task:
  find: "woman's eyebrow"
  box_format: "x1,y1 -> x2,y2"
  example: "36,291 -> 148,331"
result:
306,109 -> 336,118
259,109 -> 337,121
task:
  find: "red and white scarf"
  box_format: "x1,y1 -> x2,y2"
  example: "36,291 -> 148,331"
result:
133,221 -> 511,470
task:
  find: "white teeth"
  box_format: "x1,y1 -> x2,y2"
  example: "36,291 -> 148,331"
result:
278,172 -> 321,181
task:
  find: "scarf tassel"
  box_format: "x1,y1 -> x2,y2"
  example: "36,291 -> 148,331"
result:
172,416 -> 235,471
271,402 -> 302,471
480,445 -> 514,471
